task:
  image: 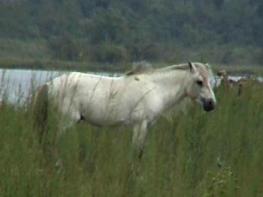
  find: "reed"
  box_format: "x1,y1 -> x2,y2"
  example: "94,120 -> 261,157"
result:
0,81 -> 262,197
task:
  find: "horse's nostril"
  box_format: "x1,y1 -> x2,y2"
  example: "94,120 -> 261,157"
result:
203,99 -> 215,112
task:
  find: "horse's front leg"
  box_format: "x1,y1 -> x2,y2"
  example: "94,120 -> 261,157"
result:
132,120 -> 148,159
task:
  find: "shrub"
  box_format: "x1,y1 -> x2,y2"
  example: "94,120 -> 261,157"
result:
89,43 -> 129,63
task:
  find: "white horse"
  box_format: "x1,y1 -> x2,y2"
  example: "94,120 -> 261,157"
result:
33,62 -> 216,157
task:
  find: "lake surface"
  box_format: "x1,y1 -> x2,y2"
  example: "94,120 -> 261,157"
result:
0,69 -> 121,104
0,68 -> 262,104
0,69 -> 64,104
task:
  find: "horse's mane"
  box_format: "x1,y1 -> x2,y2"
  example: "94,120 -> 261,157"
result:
125,62 -> 212,76
125,61 -> 153,76
156,63 -> 190,72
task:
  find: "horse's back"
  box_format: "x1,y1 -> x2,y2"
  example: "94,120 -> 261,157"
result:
48,72 -> 121,97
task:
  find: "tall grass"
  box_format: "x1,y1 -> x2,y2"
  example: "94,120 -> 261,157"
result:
0,82 -> 263,197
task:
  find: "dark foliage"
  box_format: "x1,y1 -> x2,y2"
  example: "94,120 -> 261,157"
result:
0,0 -> 262,64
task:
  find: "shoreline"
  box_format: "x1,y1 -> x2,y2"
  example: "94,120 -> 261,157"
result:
0,58 -> 263,75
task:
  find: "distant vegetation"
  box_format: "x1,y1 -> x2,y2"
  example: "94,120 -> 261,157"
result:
0,0 -> 263,69
0,79 -> 263,196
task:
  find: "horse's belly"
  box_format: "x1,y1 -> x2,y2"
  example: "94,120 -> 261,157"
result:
81,100 -> 129,127
83,110 -> 126,127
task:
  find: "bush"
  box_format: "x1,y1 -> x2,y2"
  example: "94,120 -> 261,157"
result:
48,34 -> 82,61
89,43 -> 129,63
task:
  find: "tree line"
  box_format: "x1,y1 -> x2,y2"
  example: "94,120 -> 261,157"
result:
0,0 -> 262,65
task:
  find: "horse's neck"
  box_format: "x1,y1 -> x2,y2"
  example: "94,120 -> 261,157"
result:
149,70 -> 190,109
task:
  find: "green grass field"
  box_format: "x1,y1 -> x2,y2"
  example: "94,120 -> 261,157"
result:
0,82 -> 263,197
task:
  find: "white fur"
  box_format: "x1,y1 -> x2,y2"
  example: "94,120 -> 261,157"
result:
45,62 -> 216,154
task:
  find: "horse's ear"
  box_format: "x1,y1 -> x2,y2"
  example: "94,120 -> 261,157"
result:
188,62 -> 196,73
204,63 -> 210,69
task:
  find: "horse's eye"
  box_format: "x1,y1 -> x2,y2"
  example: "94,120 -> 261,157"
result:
196,80 -> 203,86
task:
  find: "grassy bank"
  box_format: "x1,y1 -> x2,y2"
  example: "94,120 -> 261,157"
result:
0,39 -> 126,72
1,39 -> 263,75
0,80 -> 263,196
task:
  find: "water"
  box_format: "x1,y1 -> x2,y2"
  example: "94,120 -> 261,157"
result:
213,75 -> 263,88
0,69 -> 63,104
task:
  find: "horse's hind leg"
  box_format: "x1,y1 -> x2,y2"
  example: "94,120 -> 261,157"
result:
132,120 -> 148,159
54,108 -> 82,172
57,104 -> 81,134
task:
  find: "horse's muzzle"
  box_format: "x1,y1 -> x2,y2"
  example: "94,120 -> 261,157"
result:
202,98 -> 215,112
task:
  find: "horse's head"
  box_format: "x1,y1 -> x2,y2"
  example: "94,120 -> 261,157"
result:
185,62 -> 216,112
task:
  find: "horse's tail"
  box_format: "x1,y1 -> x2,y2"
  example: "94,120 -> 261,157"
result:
32,84 -> 49,144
